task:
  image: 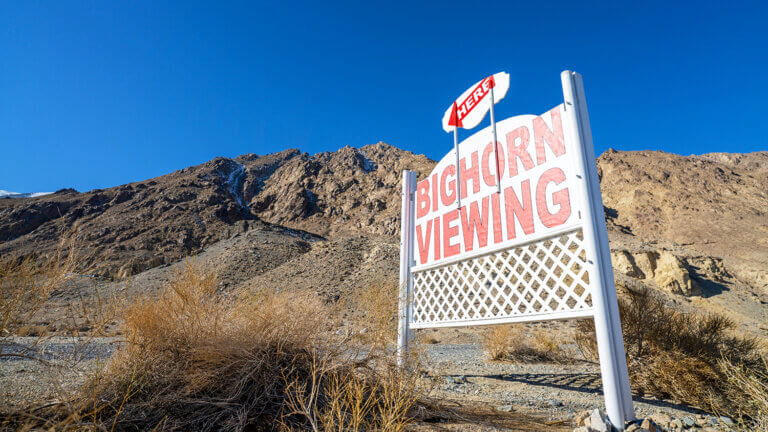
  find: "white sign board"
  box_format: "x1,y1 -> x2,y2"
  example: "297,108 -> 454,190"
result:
418,105 -> 577,268
398,71 -> 636,430
441,72 -> 510,132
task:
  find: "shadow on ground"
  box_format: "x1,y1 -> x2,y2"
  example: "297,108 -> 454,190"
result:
412,399 -> 572,432
460,372 -> 707,414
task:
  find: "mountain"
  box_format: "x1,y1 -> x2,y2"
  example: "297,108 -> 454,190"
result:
599,150 -> 768,289
597,150 -> 768,332
1,144 -> 766,331
0,190 -> 52,199
0,143 -> 433,279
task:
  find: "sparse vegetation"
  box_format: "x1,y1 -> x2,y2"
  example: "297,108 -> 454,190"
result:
282,359 -> 419,432
721,356 -> 768,431
1,262 -> 420,431
483,324 -> 569,363
344,278 -> 400,350
575,288 -> 767,424
0,240 -> 78,345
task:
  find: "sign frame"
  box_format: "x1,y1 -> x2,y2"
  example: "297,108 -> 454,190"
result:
398,71 -> 635,430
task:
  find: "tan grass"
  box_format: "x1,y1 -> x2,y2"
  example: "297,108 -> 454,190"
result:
721,356 -> 768,431
0,238 -> 78,343
343,278 -> 399,351
282,360 -> 418,432
483,325 -> 568,363
1,255 -> 422,431
575,288 -> 766,422
23,261 -> 421,431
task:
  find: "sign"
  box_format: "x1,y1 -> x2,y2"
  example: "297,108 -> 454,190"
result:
417,106 -> 576,267
441,71 -> 510,205
441,72 -> 510,132
397,71 -> 636,431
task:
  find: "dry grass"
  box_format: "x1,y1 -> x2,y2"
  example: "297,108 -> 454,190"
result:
0,239 -> 78,344
483,325 -> 568,363
0,235 -> 120,343
721,356 -> 768,431
0,237 -> 127,422
3,262 -> 420,431
575,288 -> 766,423
282,359 -> 419,432
343,278 -> 399,351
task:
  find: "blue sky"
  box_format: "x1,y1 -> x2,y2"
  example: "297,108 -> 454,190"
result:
1,1 -> 766,193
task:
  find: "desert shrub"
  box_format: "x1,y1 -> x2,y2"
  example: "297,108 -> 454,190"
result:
483,325 -> 568,363
344,279 -> 400,350
0,241 -> 78,343
575,288 -> 765,420
282,360 -> 419,432
49,262 -> 419,431
721,356 -> 768,431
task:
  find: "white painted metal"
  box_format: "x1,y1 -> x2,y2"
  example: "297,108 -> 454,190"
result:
397,170 -> 417,367
410,228 -> 593,328
411,309 -> 594,329
489,85 -> 502,195
561,70 -> 635,428
453,126 -> 462,208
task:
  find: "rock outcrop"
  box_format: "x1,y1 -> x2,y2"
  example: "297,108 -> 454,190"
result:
611,250 -> 700,296
0,143 -> 433,278
1,146 -> 766,334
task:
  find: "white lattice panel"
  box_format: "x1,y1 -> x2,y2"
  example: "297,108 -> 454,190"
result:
410,229 -> 593,328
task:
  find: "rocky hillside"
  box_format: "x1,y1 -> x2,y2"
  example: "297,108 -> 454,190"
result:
1,144 -> 767,331
247,144 -> 434,237
599,150 -> 768,291
0,143 -> 433,278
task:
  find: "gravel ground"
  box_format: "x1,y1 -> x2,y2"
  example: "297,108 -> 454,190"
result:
423,343 -> 709,419
1,338 -> 727,430
0,337 -> 120,407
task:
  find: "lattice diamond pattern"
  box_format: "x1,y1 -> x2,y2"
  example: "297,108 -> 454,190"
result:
410,229 -> 593,328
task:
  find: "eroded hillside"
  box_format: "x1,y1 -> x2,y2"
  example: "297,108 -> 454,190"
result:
1,145 -> 766,332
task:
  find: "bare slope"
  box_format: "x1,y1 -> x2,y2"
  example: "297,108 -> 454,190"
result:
1,145 -> 766,331
0,143 -> 433,278
599,150 -> 768,293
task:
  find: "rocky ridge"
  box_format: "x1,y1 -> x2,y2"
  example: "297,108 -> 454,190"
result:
1,145 -> 767,332
0,143 -> 433,278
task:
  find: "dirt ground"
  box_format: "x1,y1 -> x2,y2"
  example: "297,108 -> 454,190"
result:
0,333 -> 722,431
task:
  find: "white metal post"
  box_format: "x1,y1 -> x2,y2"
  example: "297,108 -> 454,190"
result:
453,127 -> 462,208
397,170 -> 417,367
489,83 -> 502,194
561,70 -> 635,430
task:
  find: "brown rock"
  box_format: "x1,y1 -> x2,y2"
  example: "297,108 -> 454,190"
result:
653,252 -> 698,296
649,412 -> 672,426
640,418 -> 660,431
612,250 -> 645,278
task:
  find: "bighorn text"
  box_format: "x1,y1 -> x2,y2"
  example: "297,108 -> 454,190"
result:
415,105 -> 579,267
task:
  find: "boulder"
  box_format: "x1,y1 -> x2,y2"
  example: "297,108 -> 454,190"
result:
653,252 -> 698,296
612,250 -> 645,278
588,409 -> 610,432
632,251 -> 658,280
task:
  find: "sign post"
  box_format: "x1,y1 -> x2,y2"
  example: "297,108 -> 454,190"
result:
398,70 -> 635,430
561,70 -> 635,426
397,170 -> 417,367
444,73 -> 511,208
488,77 -> 502,195
453,120 -> 462,208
